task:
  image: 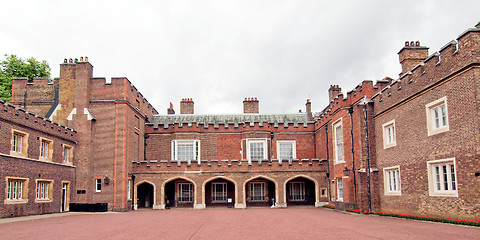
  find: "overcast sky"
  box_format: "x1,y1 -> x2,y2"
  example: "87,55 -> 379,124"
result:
1,0 -> 479,115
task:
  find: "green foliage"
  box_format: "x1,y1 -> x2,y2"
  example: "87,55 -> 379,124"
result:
0,54 -> 51,102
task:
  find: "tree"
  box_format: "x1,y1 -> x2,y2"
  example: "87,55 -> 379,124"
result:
0,54 -> 51,102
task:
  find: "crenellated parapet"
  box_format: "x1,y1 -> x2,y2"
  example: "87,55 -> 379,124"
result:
372,23 -> 480,115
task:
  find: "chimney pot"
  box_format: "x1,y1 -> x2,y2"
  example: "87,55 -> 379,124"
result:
405,41 -> 409,46
69,58 -> 73,63
85,56 -> 88,62
243,97 -> 259,113
64,59 -> 67,63
415,41 -> 420,46
80,56 -> 83,62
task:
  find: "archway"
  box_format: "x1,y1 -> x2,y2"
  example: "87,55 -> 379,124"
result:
245,177 -> 276,207
285,176 -> 316,206
137,182 -> 154,208
164,177 -> 195,208
204,177 -> 236,208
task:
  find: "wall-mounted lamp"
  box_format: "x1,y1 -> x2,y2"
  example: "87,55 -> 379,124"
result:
104,176 -> 110,185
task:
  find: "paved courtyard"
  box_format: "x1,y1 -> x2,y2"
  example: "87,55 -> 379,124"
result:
0,207 -> 478,240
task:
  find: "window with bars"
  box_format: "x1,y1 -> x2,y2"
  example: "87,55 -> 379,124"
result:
428,158 -> 458,197
171,140 -> 200,161
212,183 -> 227,202
247,139 -> 267,161
384,166 -> 401,195
250,182 -> 266,201
333,120 -> 344,163
178,183 -> 193,202
277,141 -> 296,160
289,181 -> 305,201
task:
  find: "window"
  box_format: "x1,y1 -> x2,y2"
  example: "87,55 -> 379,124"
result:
320,188 -> 327,197
427,158 -> 458,197
63,144 -> 73,163
178,183 -> 193,202
383,166 -> 401,195
5,177 -> 28,204
289,182 -> 305,201
11,130 -> 28,157
250,182 -> 266,201
247,139 -> 267,161
277,140 -> 296,160
36,180 -> 53,202
39,138 -> 53,161
128,180 -> 132,200
212,183 -> 227,202
171,140 -> 200,161
336,178 -> 343,201
95,178 -> 102,192
333,120 -> 344,163
382,120 -> 396,149
426,97 -> 449,136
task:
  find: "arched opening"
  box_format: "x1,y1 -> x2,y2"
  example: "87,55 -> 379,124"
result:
245,177 -> 276,207
205,178 -> 235,208
137,182 -> 154,208
164,178 -> 195,208
286,177 -> 316,206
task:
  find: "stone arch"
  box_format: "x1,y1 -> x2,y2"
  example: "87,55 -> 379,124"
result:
161,176 -> 197,208
202,176 -> 238,207
284,174 -> 319,206
243,175 -> 279,207
134,180 -> 156,209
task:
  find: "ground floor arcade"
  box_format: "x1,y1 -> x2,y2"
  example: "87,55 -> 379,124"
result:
132,171 -> 328,209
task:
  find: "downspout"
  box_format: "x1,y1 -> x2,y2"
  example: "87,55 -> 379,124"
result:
348,106 -> 357,205
325,123 -> 331,203
362,97 -> 372,211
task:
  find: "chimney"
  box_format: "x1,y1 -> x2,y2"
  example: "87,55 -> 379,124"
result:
180,98 -> 194,114
328,85 -> 342,102
305,99 -> 312,119
167,102 -> 175,114
243,97 -> 259,113
398,41 -> 429,76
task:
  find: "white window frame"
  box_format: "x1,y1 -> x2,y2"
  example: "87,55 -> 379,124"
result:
63,144 -> 73,164
95,178 -> 102,193
336,178 -> 344,202
250,181 -> 266,202
171,140 -> 200,162
178,183 -> 193,203
128,179 -> 132,200
277,140 -> 296,160
382,120 -> 396,149
5,177 -> 28,204
383,166 -> 401,195
246,139 -> 267,162
212,182 -> 227,203
289,181 -> 305,201
426,97 -> 449,136
36,179 -> 53,202
333,119 -> 345,164
427,158 -> 458,197
39,137 -> 53,161
11,130 -> 28,157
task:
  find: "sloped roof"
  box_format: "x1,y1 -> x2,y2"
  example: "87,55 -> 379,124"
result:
150,113 -> 313,129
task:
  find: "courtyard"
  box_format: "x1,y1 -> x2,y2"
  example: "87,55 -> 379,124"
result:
0,207 -> 478,239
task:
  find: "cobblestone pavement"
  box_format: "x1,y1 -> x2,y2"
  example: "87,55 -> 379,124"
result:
0,207 -> 479,240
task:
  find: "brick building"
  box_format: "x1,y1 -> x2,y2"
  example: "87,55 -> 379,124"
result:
0,99 -> 76,217
3,22 -> 479,219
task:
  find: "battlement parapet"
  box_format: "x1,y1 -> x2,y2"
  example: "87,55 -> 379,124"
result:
132,158 -> 327,171
372,23 -> 480,115
1,99 -> 76,140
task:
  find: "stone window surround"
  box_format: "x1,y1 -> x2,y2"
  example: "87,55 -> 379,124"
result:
426,96 -> 449,136
382,120 -> 396,149
383,166 -> 401,196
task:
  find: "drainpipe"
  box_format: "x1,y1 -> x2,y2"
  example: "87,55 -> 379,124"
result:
348,107 -> 357,206
131,174 -> 136,210
325,123 -> 331,203
362,97 -> 372,211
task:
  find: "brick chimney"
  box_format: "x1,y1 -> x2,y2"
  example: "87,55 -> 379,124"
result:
180,98 -> 194,114
305,99 -> 312,119
328,85 -> 342,102
243,97 -> 259,113
167,102 -> 175,115
398,41 -> 429,76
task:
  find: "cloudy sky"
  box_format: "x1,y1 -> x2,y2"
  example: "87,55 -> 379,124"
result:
1,0 -> 478,115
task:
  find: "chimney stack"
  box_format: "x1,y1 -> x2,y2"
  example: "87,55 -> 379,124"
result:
328,85 -> 342,102
243,97 -> 259,113
305,99 -> 312,119
180,98 -> 194,114
398,41 -> 429,76
167,102 -> 175,114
